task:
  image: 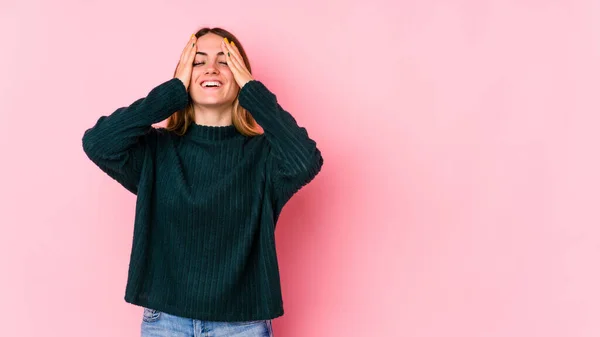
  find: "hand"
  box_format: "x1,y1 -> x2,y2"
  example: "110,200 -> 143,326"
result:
174,34 -> 197,91
221,38 -> 254,89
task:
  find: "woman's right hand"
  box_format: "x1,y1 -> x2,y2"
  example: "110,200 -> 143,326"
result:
174,34 -> 197,92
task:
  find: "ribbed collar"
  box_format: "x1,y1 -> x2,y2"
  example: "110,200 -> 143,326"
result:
185,122 -> 242,141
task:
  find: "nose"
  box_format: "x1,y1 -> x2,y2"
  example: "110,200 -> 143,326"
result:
204,61 -> 219,75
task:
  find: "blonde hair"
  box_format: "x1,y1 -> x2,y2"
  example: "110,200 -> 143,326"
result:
165,27 -> 263,137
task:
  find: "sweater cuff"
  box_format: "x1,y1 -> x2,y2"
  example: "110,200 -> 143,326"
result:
163,77 -> 189,114
238,80 -> 276,112
134,77 -> 190,125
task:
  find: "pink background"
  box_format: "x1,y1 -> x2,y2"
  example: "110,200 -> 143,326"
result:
1,0 -> 599,336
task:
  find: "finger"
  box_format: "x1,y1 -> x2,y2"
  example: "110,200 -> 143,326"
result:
221,39 -> 231,58
229,51 -> 244,72
222,40 -> 245,72
222,41 -> 243,75
230,41 -> 241,57
221,40 -> 235,67
225,41 -> 244,68
188,35 -> 197,63
181,34 -> 196,62
181,35 -> 193,58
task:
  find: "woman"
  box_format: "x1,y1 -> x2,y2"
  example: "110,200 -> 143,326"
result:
82,27 -> 323,336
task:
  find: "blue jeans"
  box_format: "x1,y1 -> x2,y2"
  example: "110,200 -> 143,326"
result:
140,307 -> 274,337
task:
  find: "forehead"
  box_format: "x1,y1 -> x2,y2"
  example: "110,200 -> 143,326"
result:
196,34 -> 225,58
195,33 -> 224,51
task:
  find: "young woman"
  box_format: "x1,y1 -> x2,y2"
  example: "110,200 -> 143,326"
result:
82,27 -> 324,336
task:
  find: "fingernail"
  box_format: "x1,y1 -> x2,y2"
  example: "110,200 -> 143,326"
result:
191,34 -> 195,39
231,41 -> 236,47
224,37 -> 229,44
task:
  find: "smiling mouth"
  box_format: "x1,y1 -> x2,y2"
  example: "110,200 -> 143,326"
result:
201,80 -> 223,88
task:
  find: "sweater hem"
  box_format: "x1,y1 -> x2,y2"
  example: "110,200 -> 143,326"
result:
124,293 -> 284,322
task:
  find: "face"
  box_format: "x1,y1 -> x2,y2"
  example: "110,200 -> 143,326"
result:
189,32 -> 239,107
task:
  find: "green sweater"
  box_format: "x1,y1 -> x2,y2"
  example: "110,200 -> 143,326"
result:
82,77 -> 323,321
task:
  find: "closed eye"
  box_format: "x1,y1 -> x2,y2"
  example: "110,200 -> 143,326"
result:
193,62 -> 228,66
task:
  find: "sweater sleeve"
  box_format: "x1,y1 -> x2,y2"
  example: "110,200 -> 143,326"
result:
238,80 -> 324,210
82,77 -> 189,194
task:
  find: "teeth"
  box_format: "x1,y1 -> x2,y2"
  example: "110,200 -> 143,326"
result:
202,81 -> 221,87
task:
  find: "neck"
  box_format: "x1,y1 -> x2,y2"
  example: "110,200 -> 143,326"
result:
192,103 -> 233,126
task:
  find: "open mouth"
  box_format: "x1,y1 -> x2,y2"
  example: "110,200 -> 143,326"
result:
201,80 -> 222,89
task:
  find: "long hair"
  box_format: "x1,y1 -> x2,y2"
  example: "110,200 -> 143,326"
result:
165,27 -> 263,137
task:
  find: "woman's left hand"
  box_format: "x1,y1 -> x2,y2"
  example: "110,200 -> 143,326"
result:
221,38 -> 254,90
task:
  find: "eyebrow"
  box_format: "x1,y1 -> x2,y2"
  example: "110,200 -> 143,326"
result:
196,52 -> 225,56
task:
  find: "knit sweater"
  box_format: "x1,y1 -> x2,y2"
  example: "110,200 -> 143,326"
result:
81,77 -> 323,321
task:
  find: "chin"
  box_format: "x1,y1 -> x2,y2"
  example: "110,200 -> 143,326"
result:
193,97 -> 236,106
195,100 -> 227,106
